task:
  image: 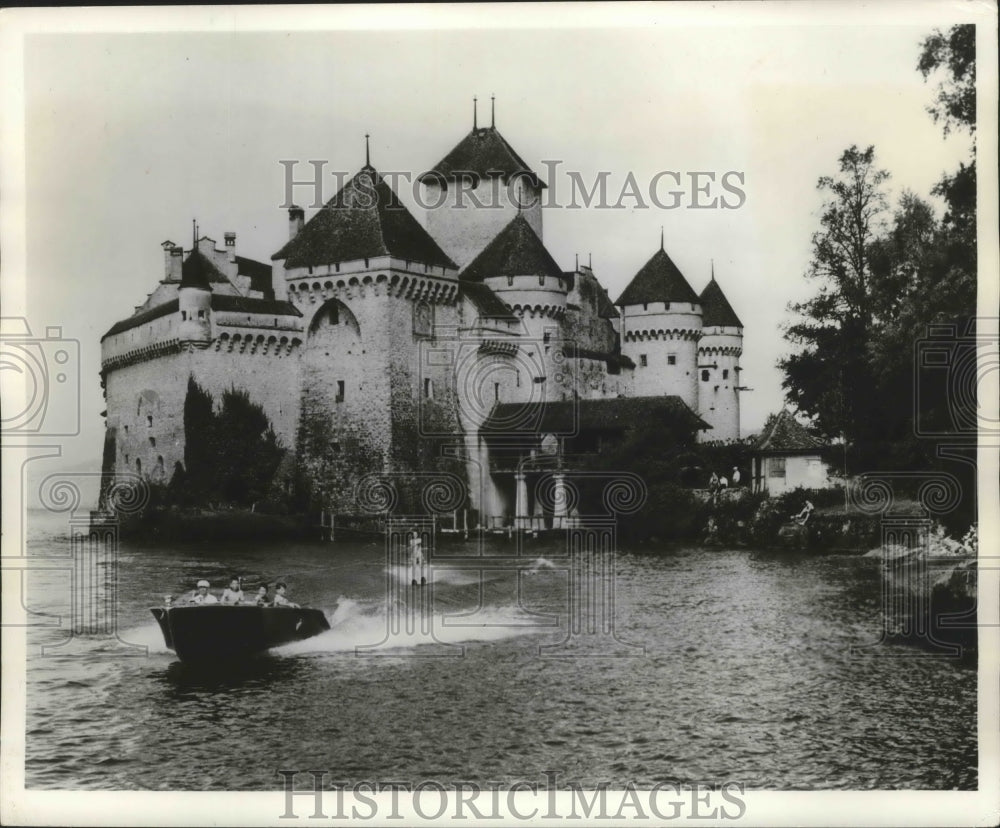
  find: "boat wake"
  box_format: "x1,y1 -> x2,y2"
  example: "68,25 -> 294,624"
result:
274,596 -> 552,656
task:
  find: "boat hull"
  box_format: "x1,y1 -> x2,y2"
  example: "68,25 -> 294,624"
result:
150,605 -> 330,663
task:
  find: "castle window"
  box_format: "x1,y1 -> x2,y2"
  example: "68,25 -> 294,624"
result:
424,378 -> 433,400
665,302 -> 671,310
364,258 -> 369,268
539,275 -> 545,286
335,263 -> 340,273
136,458 -> 141,474
181,311 -> 187,321
329,304 -> 339,324
533,376 -> 546,384
516,370 -> 521,388
197,310 -> 205,319
701,369 -> 710,381
149,437 -> 156,447
639,354 -> 647,367
643,303 -> 648,311
723,369 -> 729,379
124,425 -> 129,434
667,354 -> 676,365
507,275 -> 514,287
543,332 -> 551,345
336,381 -> 345,403
147,415 -> 153,427
494,382 -> 500,402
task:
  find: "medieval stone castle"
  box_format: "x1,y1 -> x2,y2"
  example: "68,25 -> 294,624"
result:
100,114 -> 745,526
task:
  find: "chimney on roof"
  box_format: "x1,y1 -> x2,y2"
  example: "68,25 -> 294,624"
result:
167,244 -> 183,282
162,240 -> 176,281
288,205 -> 304,240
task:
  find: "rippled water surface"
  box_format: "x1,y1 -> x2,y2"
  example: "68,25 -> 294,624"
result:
22,510 -> 976,790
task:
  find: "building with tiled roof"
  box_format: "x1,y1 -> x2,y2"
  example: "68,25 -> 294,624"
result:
99,105 -> 751,526
751,409 -> 832,494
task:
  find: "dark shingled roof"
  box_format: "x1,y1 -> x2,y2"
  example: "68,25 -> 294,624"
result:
461,214 -> 564,283
211,294 -> 301,317
101,293 -> 300,342
754,409 -> 825,453
615,247 -> 700,307
236,255 -> 274,298
481,396 -> 710,435
180,249 -> 224,289
419,126 -> 545,188
459,281 -> 517,320
271,166 -> 456,270
700,276 -> 743,328
102,299 -> 179,341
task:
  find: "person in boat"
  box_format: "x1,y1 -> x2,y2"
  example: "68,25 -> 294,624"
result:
255,584 -> 271,607
191,579 -> 218,604
220,577 -> 245,605
272,582 -> 299,608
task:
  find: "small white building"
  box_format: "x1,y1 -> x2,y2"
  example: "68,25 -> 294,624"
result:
752,409 -> 832,495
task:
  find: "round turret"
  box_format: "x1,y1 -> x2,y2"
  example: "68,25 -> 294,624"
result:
696,272 -> 743,441
178,250 -> 214,347
616,245 -> 703,409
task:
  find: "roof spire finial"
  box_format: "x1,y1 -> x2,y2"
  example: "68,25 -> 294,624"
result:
473,96 -> 478,130
660,226 -> 664,251
365,133 -> 370,167
711,258 -> 715,281
192,218 -> 197,249
575,252 -> 579,270
588,252 -> 592,269
491,94 -> 495,127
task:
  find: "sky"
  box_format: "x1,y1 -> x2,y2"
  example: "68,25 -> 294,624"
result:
9,5 -> 979,473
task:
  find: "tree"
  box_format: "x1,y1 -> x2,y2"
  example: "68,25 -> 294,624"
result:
780,145 -> 891,444
917,24 -> 975,138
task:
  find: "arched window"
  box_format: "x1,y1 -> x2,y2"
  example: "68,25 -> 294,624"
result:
701,369 -> 710,382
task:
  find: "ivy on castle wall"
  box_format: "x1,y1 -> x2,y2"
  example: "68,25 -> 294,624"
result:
173,376 -> 285,508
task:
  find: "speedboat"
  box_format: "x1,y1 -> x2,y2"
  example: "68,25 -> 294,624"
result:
150,604 -> 330,663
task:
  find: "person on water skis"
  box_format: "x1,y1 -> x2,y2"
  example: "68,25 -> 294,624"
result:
409,529 -> 426,586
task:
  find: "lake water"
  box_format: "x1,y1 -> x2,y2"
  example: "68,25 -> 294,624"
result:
21,509 -> 976,790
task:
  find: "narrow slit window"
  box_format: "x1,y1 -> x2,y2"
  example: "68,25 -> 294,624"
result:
336,381 -> 345,402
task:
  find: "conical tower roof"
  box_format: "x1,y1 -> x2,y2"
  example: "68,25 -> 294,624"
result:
179,248 -> 222,290
699,273 -> 743,328
272,165 -> 456,270
615,246 -> 699,306
461,213 -> 563,283
419,126 -> 545,188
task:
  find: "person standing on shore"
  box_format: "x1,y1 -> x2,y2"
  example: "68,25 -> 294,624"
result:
732,466 -> 741,486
